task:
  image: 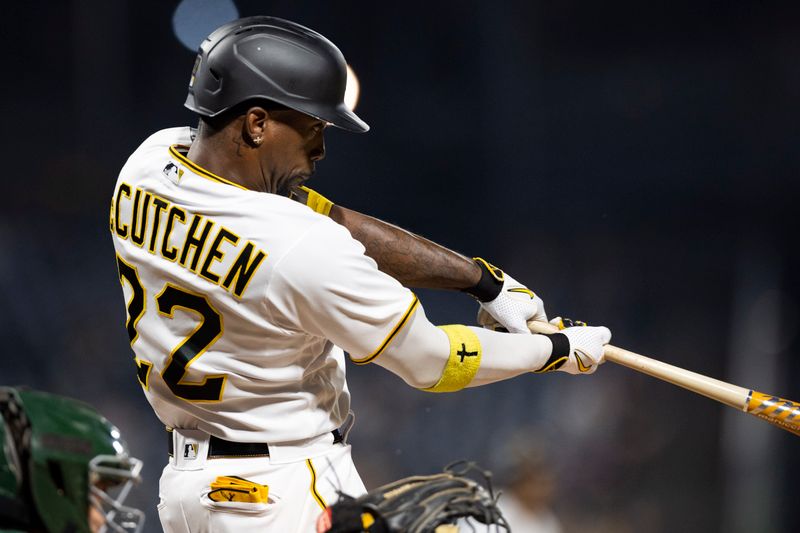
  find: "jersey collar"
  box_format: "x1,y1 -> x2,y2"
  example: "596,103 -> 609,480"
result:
168,145 -> 249,192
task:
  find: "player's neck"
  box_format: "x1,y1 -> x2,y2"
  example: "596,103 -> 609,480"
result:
187,136 -> 272,193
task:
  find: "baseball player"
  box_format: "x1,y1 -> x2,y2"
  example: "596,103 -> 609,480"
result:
109,16 -> 611,532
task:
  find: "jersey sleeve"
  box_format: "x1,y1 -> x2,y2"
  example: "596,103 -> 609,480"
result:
266,218 -> 419,363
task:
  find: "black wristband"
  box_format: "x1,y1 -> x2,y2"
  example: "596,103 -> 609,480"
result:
462,257 -> 504,302
544,333 -> 570,358
533,333 -> 571,373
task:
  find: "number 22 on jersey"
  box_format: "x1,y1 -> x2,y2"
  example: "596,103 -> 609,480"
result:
116,254 -> 226,402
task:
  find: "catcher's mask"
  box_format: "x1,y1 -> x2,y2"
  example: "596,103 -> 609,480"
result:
0,387 -> 144,533
185,16 -> 369,133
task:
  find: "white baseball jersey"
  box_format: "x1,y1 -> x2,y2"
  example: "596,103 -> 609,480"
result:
110,127 -> 418,443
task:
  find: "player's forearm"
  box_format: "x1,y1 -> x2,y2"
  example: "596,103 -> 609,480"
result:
329,204 -> 480,290
467,326 -> 555,387
375,308 -> 555,389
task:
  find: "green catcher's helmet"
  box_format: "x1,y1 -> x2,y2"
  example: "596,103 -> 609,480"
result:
0,387 -> 144,533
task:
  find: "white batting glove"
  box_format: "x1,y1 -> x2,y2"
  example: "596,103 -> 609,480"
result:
535,321 -> 612,375
465,258 -> 546,334
479,274 -> 547,333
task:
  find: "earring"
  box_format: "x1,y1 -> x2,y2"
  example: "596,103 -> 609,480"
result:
252,135 -> 263,146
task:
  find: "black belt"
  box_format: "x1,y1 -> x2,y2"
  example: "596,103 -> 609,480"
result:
168,429 -> 343,458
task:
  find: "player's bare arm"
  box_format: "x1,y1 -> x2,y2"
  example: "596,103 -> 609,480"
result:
291,186 -> 548,332
288,185 -> 480,289
330,204 -> 480,290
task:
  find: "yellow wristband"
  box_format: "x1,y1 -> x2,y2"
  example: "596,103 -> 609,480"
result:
300,186 -> 334,216
423,325 -> 482,393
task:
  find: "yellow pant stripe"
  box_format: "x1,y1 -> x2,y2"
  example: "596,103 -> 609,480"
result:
306,459 -> 327,510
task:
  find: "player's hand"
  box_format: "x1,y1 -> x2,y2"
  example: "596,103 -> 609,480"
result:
476,272 -> 547,334
550,322 -> 611,375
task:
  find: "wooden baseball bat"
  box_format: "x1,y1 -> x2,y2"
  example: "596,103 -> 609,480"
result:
527,320 -> 800,437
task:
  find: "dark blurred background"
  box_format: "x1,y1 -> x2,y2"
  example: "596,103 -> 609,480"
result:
1,1 -> 798,531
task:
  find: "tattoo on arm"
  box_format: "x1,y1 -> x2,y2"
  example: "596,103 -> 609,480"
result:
330,205 -> 480,290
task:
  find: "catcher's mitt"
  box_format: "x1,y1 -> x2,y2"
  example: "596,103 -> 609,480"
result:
317,463 -> 508,533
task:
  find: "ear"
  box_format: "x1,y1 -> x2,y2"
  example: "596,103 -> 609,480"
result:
243,106 -> 269,147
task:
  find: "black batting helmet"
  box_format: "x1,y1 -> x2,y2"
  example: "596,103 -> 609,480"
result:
185,16 -> 368,133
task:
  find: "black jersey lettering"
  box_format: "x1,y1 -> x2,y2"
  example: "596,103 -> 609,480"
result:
179,214 -> 214,272
199,228 -> 240,285
162,206 -> 187,261
130,189 -> 152,247
114,183 -> 132,238
222,242 -> 267,298
114,185 -> 266,297
148,197 -> 169,254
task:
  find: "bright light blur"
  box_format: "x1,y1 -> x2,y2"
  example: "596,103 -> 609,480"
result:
172,0 -> 239,51
345,64 -> 361,111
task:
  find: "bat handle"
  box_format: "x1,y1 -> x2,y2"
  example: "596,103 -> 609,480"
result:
526,320 -> 750,410
526,319 -> 634,367
525,320 -> 559,335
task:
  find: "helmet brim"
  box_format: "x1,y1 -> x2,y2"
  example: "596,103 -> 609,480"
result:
301,101 -> 369,133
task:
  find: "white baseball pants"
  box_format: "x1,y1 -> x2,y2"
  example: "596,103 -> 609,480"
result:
157,429 -> 366,532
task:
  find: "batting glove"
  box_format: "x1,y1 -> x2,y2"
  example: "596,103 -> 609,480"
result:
466,258 -> 547,334
536,319 -> 611,375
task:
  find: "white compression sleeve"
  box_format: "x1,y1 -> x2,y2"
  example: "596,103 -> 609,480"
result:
373,305 -> 555,389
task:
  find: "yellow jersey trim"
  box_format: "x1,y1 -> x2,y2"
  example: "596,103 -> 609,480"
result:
351,294 -> 420,365
305,459 -> 327,510
169,145 -> 249,191
423,325 -> 482,393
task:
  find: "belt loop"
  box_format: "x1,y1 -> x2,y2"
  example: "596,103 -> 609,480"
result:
171,429 -> 210,471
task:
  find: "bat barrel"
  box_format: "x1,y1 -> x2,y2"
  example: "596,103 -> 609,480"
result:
744,391 -> 800,436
